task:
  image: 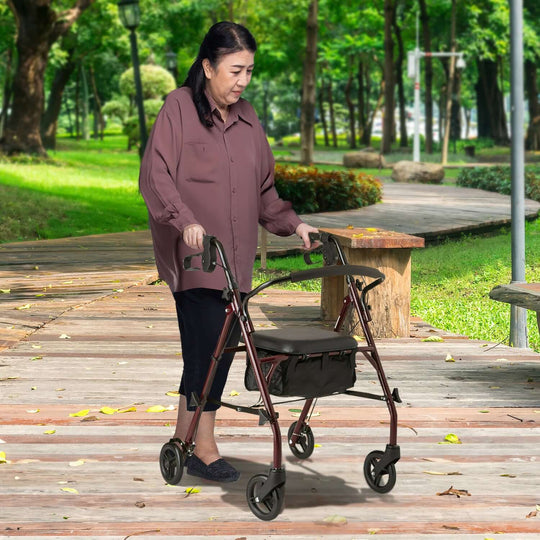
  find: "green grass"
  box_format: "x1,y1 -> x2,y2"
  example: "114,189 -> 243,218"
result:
410,221 -> 540,352
0,134 -> 148,242
252,221 -> 540,351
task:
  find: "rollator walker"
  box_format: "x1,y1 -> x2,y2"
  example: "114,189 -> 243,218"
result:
159,232 -> 401,520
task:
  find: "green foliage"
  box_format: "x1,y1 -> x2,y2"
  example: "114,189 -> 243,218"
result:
274,164 -> 382,214
102,96 -> 130,125
457,165 -> 540,202
118,64 -> 176,100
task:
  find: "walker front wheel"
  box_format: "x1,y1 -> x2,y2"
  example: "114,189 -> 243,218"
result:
363,450 -> 396,493
159,441 -> 184,485
246,473 -> 285,521
287,421 -> 315,459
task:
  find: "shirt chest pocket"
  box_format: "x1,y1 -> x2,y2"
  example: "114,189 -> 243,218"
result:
181,142 -> 221,183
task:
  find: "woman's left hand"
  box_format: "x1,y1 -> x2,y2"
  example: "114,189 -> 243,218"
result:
295,222 -> 319,249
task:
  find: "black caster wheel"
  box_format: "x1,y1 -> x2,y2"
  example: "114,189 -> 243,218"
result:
363,450 -> 397,493
159,441 -> 184,485
287,421 -> 315,459
246,473 -> 285,521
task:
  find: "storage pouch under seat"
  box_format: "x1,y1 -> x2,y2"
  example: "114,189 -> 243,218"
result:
243,327 -> 358,398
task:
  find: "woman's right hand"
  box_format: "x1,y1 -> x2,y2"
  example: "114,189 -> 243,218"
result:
183,224 -> 206,250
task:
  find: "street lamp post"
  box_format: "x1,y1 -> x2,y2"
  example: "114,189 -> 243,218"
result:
407,15 -> 465,162
165,51 -> 178,83
118,0 -> 147,157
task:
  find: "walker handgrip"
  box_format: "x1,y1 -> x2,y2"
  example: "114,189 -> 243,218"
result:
182,236 -> 218,273
289,264 -> 385,283
201,235 -> 217,273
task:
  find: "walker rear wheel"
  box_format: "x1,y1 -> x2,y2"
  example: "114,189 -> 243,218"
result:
159,442 -> 184,485
246,473 -> 285,521
363,450 -> 396,493
287,421 -> 315,459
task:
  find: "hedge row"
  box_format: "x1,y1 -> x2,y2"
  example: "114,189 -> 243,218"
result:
274,164 -> 382,214
456,165 -> 540,203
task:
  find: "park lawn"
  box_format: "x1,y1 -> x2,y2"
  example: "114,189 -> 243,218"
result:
0,134 -> 149,242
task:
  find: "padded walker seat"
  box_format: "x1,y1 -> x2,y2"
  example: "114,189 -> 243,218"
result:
249,327 -> 358,355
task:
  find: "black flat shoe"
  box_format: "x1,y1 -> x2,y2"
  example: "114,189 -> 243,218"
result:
187,454 -> 240,483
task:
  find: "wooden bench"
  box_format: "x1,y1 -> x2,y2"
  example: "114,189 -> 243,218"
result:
489,282 -> 540,335
320,227 -> 424,338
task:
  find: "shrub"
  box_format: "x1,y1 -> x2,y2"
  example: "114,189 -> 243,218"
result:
456,165 -> 540,202
274,164 -> 382,214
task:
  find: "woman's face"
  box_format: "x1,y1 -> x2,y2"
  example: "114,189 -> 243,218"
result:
203,49 -> 255,112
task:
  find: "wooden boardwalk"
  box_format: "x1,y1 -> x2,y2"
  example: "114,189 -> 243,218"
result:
1,182 -> 539,538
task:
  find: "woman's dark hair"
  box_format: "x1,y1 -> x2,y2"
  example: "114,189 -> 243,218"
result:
182,21 -> 257,127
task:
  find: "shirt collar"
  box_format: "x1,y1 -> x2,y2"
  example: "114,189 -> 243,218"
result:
204,89 -> 252,127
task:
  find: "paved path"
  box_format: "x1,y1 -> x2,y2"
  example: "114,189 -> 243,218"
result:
0,182 -> 539,538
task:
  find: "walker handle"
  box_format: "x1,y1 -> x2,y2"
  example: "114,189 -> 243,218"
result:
290,264 -> 385,283
182,235 -> 218,273
304,231 -> 340,266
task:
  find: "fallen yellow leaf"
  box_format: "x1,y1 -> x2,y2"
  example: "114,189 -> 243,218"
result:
16,304 -> 32,310
69,459 -> 85,467
69,409 -> 90,418
44,429 -> 56,435
185,487 -> 201,494
100,406 -> 117,415
439,433 -> 462,444
323,514 -> 348,524
61,487 -> 79,494
166,391 -> 180,397
0,289 -> 11,294
26,409 -> 40,414
229,390 -> 240,396
422,336 -> 444,342
146,405 -> 167,412
0,451 -> 7,463
445,353 -> 455,362
366,228 -> 378,232
117,406 -> 136,413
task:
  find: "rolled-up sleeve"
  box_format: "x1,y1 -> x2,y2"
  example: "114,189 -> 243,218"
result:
139,100 -> 198,233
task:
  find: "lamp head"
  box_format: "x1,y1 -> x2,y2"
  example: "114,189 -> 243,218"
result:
118,0 -> 140,30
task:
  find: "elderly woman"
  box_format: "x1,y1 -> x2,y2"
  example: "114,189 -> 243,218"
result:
139,21 -> 317,483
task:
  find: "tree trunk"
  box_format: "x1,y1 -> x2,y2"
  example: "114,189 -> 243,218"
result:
345,67 -> 356,148
382,0 -> 395,154
363,81 -> 385,148
392,3 -> 407,148
2,0 -> 95,156
419,0 -> 434,153
89,65 -> 105,140
475,58 -> 510,144
525,58 -> 540,151
318,75 -> 329,146
300,0 -> 318,165
327,77 -> 338,147
41,45 -> 77,150
357,59 -> 367,145
441,0 -> 456,165
80,62 -> 89,141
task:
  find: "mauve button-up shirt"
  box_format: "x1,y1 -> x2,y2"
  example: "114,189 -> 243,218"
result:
139,87 -> 303,293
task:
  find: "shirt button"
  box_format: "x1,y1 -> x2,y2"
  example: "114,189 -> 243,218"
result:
233,216 -> 237,222
230,157 -> 234,162
232,188 -> 237,194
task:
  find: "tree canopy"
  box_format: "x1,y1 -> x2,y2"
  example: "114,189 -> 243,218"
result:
0,0 -> 538,156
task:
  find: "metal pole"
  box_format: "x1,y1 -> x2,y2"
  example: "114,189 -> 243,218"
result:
129,28 -> 148,158
509,0 -> 528,348
413,13 -> 421,162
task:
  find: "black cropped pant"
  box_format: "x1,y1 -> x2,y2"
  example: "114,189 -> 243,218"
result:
173,288 -> 241,412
